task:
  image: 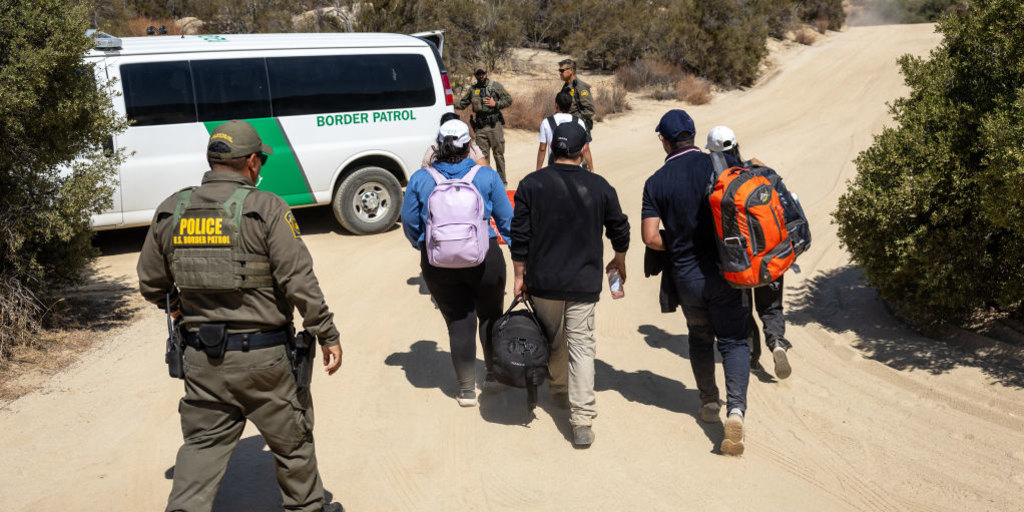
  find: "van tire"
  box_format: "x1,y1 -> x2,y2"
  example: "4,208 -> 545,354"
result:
332,166 -> 403,235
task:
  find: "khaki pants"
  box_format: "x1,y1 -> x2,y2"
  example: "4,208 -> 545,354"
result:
531,297 -> 598,427
166,345 -> 325,512
474,122 -> 506,183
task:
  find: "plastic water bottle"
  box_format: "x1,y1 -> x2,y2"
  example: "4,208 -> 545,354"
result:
607,268 -> 624,299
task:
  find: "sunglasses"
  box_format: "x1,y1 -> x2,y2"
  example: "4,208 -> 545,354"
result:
253,152 -> 268,165
557,68 -> 569,73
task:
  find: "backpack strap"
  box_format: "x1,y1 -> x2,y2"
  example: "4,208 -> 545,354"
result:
171,187 -> 197,228
710,151 -> 731,178
424,165 -> 446,184
546,115 -> 558,136
460,164 -> 483,184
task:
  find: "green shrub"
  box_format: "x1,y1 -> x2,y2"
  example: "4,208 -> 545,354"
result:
833,0 -> 1024,328
0,0 -> 128,361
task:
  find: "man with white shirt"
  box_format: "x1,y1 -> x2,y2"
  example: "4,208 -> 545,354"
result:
536,92 -> 594,171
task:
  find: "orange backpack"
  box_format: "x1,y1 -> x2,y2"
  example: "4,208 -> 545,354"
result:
708,167 -> 795,288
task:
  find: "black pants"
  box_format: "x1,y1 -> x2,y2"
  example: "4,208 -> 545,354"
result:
747,276 -> 790,363
420,238 -> 506,390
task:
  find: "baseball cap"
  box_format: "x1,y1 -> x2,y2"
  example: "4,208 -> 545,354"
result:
207,120 -> 273,159
655,109 -> 696,142
553,121 -> 587,154
438,119 -> 472,148
706,125 -> 737,152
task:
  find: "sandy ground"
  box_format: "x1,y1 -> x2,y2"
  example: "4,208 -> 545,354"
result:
3,24 -> 1023,511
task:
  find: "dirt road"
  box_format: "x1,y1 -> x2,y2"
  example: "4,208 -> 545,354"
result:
3,24 -> 1022,511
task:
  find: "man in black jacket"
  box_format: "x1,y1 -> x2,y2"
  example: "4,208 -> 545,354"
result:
510,122 -> 630,447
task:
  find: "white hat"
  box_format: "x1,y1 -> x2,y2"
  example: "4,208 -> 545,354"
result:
438,120 -> 472,148
706,125 -> 737,152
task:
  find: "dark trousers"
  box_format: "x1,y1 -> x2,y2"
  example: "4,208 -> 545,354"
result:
674,271 -> 750,414
747,276 -> 790,363
420,238 -> 506,389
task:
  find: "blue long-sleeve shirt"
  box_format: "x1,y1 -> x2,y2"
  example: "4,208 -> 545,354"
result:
401,158 -> 513,250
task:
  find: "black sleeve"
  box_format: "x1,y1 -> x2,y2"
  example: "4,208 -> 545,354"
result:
603,183 -> 630,253
641,177 -> 661,219
510,181 -> 532,262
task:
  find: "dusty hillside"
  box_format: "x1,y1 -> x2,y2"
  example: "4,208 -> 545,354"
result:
2,23 -> 1022,512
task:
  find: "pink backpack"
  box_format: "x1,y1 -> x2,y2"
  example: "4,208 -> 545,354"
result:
424,165 -> 490,268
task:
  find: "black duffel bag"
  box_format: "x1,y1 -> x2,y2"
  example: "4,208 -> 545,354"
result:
491,294 -> 550,410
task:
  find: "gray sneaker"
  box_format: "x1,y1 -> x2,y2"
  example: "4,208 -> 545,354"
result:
700,401 -> 722,423
721,412 -> 745,456
456,388 -> 477,407
572,425 -> 595,447
773,346 -> 792,380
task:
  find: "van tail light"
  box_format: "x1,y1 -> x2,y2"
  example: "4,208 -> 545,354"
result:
441,72 -> 454,106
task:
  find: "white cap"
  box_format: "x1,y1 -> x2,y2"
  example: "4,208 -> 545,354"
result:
706,125 -> 737,152
438,119 -> 472,148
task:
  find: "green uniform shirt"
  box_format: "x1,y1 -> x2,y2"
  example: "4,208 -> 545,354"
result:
454,78 -> 513,114
561,77 -> 595,123
137,169 -> 341,346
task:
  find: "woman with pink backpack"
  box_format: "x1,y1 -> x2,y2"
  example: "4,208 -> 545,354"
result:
401,119 -> 514,407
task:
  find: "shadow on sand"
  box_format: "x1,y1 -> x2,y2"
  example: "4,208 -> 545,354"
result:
788,265 -> 1024,387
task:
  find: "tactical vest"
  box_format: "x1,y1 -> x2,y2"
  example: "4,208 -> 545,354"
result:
168,186 -> 273,292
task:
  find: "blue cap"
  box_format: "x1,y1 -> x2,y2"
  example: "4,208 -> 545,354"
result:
655,109 -> 696,142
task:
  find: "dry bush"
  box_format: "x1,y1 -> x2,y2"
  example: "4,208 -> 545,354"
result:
815,16 -> 830,34
615,57 -> 685,91
677,74 -> 712,105
594,83 -> 630,122
0,276 -> 42,364
795,27 -> 819,45
123,17 -> 182,36
501,87 -> 557,131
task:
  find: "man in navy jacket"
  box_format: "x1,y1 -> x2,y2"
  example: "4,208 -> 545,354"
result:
641,110 -> 751,456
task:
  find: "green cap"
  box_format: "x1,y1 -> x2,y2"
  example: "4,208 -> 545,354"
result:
206,120 -> 274,159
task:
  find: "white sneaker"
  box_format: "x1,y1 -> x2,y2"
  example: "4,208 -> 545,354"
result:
773,346 -> 792,380
721,411 -> 745,456
456,388 -> 477,407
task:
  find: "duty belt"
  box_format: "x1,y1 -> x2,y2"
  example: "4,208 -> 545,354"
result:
185,327 -> 289,352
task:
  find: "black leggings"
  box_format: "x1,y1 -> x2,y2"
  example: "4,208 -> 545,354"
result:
420,238 -> 506,389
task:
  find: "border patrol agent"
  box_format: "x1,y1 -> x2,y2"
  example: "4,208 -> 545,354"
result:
454,67 -> 513,183
137,120 -> 344,512
558,59 -> 596,133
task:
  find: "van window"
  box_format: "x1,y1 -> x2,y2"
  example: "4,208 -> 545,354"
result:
192,58 -> 272,122
121,61 -> 197,126
267,54 -> 434,116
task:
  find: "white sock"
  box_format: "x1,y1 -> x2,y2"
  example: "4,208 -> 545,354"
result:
729,408 -> 744,418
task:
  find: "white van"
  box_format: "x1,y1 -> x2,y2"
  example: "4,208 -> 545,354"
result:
85,31 -> 453,234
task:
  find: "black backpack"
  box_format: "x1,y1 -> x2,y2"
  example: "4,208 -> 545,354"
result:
751,166 -> 812,258
491,295 -> 550,410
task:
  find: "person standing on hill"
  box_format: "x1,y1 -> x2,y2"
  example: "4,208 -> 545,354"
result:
641,110 -> 751,456
137,120 -> 344,512
511,122 -> 629,447
558,59 -> 595,133
537,91 -> 594,171
706,125 -> 792,379
454,67 -> 513,184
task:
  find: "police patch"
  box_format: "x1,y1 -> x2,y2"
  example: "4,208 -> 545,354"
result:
581,90 -> 589,96
474,89 -> 480,95
285,211 -> 301,238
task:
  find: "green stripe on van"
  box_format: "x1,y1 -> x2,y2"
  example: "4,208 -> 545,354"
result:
203,118 -> 314,206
